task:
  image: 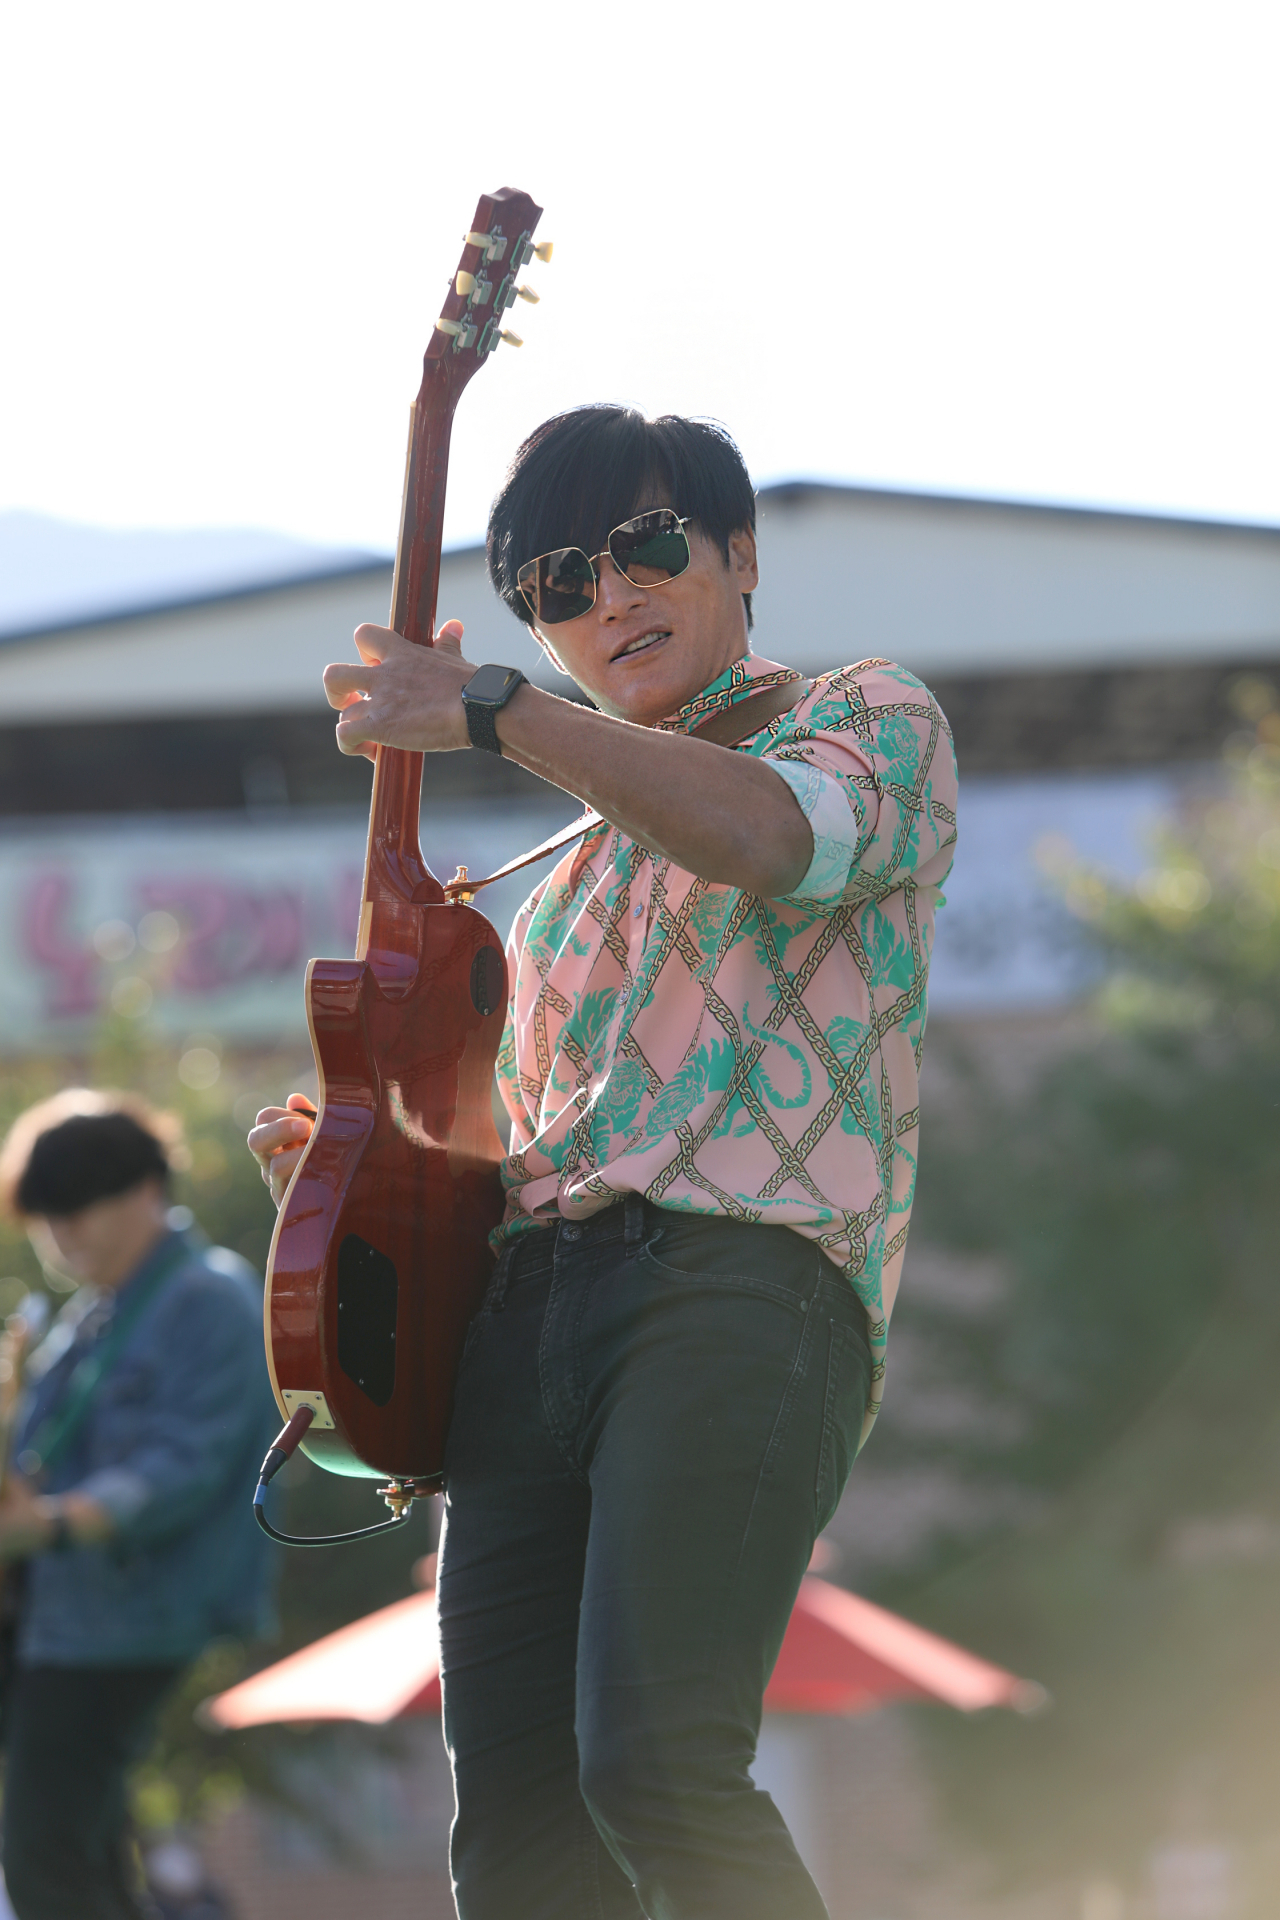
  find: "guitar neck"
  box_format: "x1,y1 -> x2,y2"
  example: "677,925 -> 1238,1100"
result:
390,381 -> 455,646
357,380 -> 460,958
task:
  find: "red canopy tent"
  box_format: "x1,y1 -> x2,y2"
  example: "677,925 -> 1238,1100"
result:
203,1575 -> 1041,1732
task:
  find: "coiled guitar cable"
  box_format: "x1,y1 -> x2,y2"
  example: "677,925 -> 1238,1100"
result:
252,1405 -> 417,1547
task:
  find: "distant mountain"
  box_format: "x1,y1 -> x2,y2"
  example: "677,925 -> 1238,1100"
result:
0,512 -> 388,638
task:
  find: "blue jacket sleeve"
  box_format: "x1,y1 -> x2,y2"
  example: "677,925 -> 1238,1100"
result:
74,1265 -> 273,1550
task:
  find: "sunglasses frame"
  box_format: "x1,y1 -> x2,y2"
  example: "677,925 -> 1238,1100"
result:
517,509 -> 692,627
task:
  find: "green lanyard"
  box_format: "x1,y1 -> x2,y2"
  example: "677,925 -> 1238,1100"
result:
19,1239 -> 189,1477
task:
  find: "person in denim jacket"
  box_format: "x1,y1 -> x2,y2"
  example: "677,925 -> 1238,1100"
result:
0,1091 -> 277,1920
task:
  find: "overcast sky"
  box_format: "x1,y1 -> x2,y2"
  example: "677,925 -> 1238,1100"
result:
3,0 -> 1276,554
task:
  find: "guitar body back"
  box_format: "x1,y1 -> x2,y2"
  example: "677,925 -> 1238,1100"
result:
265,899 -> 507,1483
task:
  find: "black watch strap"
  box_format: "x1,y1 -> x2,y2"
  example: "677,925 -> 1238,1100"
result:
461,666 -> 526,756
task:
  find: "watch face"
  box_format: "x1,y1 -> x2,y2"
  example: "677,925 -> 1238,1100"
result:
464,664 -> 521,704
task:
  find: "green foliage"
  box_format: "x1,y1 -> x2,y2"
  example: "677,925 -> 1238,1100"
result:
902,678 -> 1280,1901
1041,669 -> 1280,1043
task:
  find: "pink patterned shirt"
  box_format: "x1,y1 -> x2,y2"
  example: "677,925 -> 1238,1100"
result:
495,655 -> 958,1441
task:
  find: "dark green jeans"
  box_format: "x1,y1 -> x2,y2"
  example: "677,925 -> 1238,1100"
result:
438,1195 -> 871,1920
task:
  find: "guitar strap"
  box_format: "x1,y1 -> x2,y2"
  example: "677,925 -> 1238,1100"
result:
444,676 -> 808,902
18,1239 -> 190,1477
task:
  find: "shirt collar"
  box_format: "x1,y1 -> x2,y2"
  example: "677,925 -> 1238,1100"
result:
658,655 -> 804,735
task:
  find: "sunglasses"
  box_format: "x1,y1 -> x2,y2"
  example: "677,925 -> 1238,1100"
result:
517,508 -> 691,628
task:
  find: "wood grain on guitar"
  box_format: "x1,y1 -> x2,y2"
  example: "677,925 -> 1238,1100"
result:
263,188 -> 545,1494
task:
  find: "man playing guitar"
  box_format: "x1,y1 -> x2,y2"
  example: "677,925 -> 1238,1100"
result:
250,405 -> 957,1920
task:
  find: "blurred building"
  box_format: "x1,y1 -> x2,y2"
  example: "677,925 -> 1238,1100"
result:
7,491 -> 1275,1915
1,486 -> 1277,1053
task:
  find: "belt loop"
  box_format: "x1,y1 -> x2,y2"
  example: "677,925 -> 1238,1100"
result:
624,1193 -> 646,1259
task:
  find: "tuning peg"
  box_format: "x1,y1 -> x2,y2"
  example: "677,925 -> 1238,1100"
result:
455,270 -> 477,297
499,329 -> 523,348
435,315 -> 477,349
463,228 -> 509,263
514,283 -> 540,305
533,240 -> 554,263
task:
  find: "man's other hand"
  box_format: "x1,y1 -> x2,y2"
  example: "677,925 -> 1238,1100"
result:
248,1095 -> 316,1210
0,1480 -> 112,1559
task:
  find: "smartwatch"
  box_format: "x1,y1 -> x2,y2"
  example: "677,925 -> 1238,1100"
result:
461,665 -> 526,756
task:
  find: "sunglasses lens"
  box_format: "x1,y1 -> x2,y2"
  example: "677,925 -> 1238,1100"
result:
609,510 -> 690,587
521,547 -> 596,626
519,512 -> 689,626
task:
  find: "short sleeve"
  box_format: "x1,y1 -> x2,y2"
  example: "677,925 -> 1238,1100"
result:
764,663 -> 957,912
767,757 -> 869,910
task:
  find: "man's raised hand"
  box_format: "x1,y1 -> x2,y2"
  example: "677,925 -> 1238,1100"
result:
324,618 -> 474,760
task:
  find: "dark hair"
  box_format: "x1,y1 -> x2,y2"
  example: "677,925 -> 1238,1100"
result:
487,406 -> 757,631
1,1093 -> 176,1219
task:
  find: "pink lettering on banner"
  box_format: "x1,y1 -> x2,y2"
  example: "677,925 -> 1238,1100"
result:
23,873 -> 99,1017
136,881 -> 304,994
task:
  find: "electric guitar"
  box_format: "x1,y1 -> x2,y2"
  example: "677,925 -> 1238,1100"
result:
263,188 -> 547,1510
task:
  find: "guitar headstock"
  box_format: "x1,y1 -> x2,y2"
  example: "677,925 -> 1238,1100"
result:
389,186 -> 547,650
426,186 -> 547,390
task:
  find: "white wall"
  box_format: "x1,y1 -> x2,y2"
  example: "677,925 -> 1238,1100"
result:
751,487 -> 1280,679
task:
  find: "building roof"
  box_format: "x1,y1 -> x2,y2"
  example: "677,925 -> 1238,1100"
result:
0,556 -> 394,649
1,483 -> 1277,724
0,510 -> 390,640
